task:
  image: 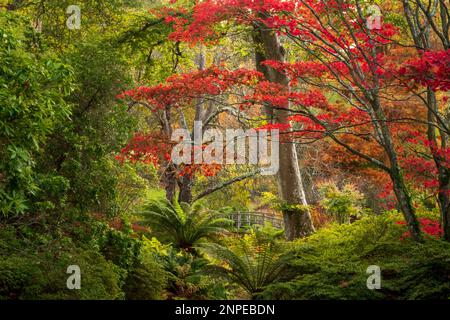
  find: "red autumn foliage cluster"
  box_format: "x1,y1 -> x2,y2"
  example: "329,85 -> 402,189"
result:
248,80 -> 330,109
117,67 -> 261,110
162,0 -> 299,43
116,132 -> 222,178
398,131 -> 450,193
115,132 -> 170,166
397,218 -> 443,240
399,50 -> 450,92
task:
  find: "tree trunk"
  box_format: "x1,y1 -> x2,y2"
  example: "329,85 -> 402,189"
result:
369,80 -> 422,241
402,0 -> 450,241
426,89 -> 450,240
164,164 -> 177,202
252,26 -> 315,240
438,169 -> 450,241
375,110 -> 422,242
178,174 -> 193,204
390,170 -> 423,242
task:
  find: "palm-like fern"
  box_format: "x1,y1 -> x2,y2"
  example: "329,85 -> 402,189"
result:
200,231 -> 292,298
139,199 -> 233,250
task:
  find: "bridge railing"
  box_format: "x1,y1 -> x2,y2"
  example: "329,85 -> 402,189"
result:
222,212 -> 284,230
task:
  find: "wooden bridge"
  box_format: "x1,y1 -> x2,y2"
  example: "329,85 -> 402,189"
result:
222,212 -> 284,230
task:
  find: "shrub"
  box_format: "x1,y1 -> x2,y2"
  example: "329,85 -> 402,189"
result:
259,214 -> 450,300
0,216 -> 179,300
123,237 -> 168,300
142,237 -> 228,300
0,226 -> 124,300
0,11 -> 74,215
38,247 -> 124,300
318,183 -> 364,224
98,227 -> 142,272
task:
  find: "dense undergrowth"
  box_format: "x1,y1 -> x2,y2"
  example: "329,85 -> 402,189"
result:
2,210 -> 449,300
259,215 -> 450,300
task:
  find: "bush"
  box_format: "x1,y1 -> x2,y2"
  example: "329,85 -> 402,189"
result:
0,11 -> 74,215
123,237 -> 168,300
318,183 -> 364,224
0,226 -> 123,300
141,237 -> 228,300
259,214 -> 450,300
98,228 -> 142,272
38,247 -> 124,300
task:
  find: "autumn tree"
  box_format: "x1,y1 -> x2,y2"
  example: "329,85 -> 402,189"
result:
163,0 -> 316,239
117,64 -> 263,204
257,0 -> 432,241
400,0 -> 450,240
161,0 -> 426,240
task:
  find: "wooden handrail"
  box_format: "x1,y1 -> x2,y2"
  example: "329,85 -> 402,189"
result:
220,212 -> 284,229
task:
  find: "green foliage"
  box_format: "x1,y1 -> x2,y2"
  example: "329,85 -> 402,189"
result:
37,38 -> 139,217
200,227 -> 293,299
0,226 -> 123,300
16,0 -> 135,48
98,228 -> 141,273
261,192 -> 310,213
123,236 -> 168,300
0,11 -> 74,215
115,163 -> 158,214
253,222 -> 285,242
143,237 -> 228,300
318,182 -> 364,224
259,215 -> 450,300
139,198 -> 233,250
164,248 -> 228,300
194,169 -> 255,211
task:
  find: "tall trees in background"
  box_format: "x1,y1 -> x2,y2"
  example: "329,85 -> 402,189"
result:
159,0 -> 316,239
252,0 -> 423,240
154,0 -> 450,241
401,0 -> 450,240
251,18 -> 316,239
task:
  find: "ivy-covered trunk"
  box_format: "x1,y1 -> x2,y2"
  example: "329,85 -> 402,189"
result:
372,94 -> 422,242
283,208 -> 314,240
390,170 -> 423,242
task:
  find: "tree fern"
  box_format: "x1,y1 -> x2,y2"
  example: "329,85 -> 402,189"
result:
138,198 -> 233,250
199,230 -> 293,298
